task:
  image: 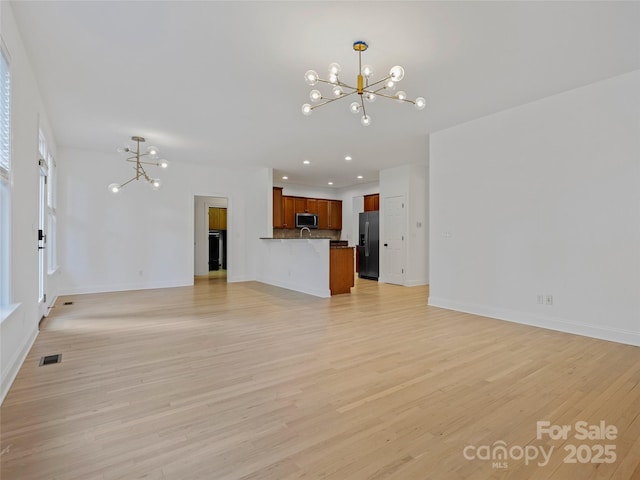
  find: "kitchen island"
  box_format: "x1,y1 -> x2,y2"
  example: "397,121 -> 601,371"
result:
258,238 -> 354,297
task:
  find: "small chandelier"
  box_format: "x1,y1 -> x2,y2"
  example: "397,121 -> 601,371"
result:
108,136 -> 168,193
302,41 -> 426,126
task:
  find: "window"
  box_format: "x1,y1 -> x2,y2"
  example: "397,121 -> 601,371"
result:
0,39 -> 11,307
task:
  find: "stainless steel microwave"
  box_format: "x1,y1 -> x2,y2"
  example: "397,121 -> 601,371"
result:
296,213 -> 318,228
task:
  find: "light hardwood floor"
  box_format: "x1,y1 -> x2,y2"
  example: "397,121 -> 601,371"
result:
2,278 -> 640,479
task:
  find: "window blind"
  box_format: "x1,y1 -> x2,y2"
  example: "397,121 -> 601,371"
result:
0,45 -> 10,181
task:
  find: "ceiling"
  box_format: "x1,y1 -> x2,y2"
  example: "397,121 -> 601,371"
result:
10,1 -> 640,188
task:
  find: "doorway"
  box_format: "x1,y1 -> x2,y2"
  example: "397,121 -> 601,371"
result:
194,196 -> 228,280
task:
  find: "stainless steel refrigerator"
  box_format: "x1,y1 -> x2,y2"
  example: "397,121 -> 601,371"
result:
358,211 -> 379,280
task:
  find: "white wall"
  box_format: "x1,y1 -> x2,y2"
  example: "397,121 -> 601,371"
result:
58,147 -> 271,294
275,183 -> 338,200
429,71 -> 640,346
1,2 -> 59,402
379,160 -> 429,287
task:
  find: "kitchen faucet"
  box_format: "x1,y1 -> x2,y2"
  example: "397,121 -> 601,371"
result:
300,226 -> 311,238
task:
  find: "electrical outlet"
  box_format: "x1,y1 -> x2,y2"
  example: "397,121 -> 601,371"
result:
537,294 -> 544,304
545,294 -> 553,306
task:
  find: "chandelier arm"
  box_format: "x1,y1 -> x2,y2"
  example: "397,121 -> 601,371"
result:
137,163 -> 152,182
374,91 -> 417,103
360,96 -> 367,118
311,90 -> 359,110
364,76 -> 392,90
316,78 -> 357,91
119,176 -> 138,188
337,81 -> 357,90
126,154 -> 153,164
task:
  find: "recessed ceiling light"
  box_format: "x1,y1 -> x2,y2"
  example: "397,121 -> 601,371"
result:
357,175 -> 363,179
344,156 -> 352,161
303,160 -> 310,165
328,181 -> 333,185
282,176 -> 288,180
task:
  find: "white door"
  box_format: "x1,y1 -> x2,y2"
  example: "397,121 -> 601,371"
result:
383,195 -> 406,285
38,157 -> 48,318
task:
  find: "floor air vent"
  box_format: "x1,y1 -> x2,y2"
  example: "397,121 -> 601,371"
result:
63,301 -> 73,305
39,354 -> 62,366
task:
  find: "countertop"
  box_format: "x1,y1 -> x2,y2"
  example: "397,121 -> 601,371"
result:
259,237 -> 332,240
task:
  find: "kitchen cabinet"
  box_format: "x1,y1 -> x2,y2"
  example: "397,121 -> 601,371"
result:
317,200 -> 329,229
329,200 -> 342,230
208,207 -> 227,230
294,197 -> 306,215
317,199 -> 342,230
282,196 -> 295,229
273,187 -> 283,228
219,209 -> 227,230
330,247 -> 354,295
364,193 -> 379,212
306,198 -> 318,214
273,188 -> 341,230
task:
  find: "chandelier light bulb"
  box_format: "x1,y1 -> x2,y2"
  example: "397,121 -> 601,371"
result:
332,86 -> 343,97
304,70 -> 319,86
361,115 -> 372,127
328,72 -> 338,84
302,103 -> 313,115
349,102 -> 361,114
385,79 -> 396,90
396,90 -> 407,102
108,183 -> 120,194
362,65 -> 373,78
151,178 -> 162,190
310,89 -> 322,102
414,97 -> 426,110
365,92 -> 376,103
389,65 -> 405,82
159,159 -> 169,169
328,62 -> 341,75
146,146 -> 159,158
116,145 -> 130,154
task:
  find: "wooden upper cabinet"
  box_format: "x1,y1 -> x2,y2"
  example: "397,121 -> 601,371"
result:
317,199 -> 329,229
209,208 -> 218,230
219,209 -> 227,230
364,194 -> 379,212
273,189 -> 342,230
318,199 -> 342,230
282,196 -> 295,229
294,197 -> 306,215
273,187 -> 283,228
306,198 -> 318,214
209,207 -> 227,230
329,200 -> 342,230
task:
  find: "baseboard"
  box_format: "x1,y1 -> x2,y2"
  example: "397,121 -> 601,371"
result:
45,294 -> 58,317
404,279 -> 428,287
428,296 -> 640,347
59,279 -> 193,296
1,309 -> 39,405
256,279 -> 331,298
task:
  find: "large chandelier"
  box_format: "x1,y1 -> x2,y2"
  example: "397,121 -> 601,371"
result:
301,41 -> 425,126
108,136 -> 168,193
